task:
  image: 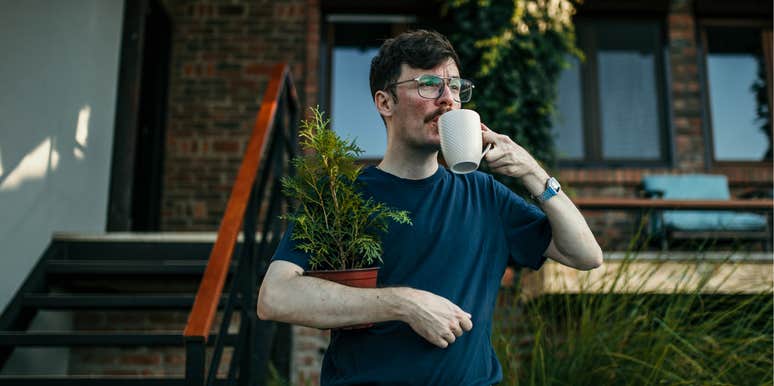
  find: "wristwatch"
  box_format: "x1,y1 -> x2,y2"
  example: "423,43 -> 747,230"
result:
535,177 -> 561,203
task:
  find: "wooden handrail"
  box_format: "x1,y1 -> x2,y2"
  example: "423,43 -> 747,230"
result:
574,197 -> 774,211
184,63 -> 292,341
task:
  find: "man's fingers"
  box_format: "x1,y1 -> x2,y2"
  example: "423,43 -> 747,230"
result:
460,316 -> 473,332
481,123 -> 499,144
482,133 -> 498,147
418,328 -> 449,349
451,323 -> 463,337
487,156 -> 508,168
484,146 -> 507,163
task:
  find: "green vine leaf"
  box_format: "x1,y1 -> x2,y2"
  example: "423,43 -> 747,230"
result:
445,0 -> 584,190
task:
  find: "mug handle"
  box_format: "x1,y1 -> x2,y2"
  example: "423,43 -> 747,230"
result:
480,143 -> 493,160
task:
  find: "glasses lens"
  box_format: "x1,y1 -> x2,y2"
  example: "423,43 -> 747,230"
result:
414,75 -> 473,102
416,75 -> 443,99
459,79 -> 473,102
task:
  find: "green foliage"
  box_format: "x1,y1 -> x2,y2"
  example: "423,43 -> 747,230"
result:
281,107 -> 412,271
493,247 -> 773,385
443,0 -> 583,186
752,55 -> 772,160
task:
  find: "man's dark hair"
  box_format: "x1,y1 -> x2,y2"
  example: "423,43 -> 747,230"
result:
370,30 -> 461,103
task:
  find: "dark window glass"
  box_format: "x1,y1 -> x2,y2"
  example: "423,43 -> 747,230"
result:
553,56 -> 584,160
328,23 -> 393,159
331,46 -> 384,158
705,26 -> 771,161
597,22 -> 662,160
552,19 -> 667,165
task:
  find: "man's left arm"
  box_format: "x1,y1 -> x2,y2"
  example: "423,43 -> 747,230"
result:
482,124 -> 603,270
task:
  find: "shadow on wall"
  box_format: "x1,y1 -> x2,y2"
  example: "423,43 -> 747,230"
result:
0,104 -> 91,191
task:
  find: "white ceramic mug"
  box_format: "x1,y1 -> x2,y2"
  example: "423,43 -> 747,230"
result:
438,109 -> 492,174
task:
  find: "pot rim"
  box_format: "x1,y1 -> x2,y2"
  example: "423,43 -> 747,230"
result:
304,266 -> 381,274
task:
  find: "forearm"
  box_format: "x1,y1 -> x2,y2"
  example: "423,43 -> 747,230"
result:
257,261 -> 408,329
522,171 -> 603,269
481,127 -> 600,267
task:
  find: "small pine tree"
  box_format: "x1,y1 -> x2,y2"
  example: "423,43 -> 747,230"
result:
281,107 -> 412,271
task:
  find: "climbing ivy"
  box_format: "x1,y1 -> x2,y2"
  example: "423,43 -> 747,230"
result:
443,0 -> 583,186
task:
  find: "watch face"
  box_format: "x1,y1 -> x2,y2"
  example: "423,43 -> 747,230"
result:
548,177 -> 561,191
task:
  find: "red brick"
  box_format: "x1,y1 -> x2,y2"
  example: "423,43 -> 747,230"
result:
119,353 -> 161,366
244,63 -> 275,76
669,28 -> 695,41
668,14 -> 694,27
212,139 -> 240,153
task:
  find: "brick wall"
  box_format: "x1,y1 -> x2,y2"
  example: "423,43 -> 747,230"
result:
71,0 -> 320,382
669,0 -> 705,171
70,310 -> 235,377
161,0 -> 318,231
69,310 -> 189,376
559,0 -> 773,250
157,2 -> 322,379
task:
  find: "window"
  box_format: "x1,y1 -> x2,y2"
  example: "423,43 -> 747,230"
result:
702,24 -> 772,162
322,16 -> 415,159
552,18 -> 669,165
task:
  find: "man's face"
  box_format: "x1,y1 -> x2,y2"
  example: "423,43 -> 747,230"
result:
389,58 -> 462,151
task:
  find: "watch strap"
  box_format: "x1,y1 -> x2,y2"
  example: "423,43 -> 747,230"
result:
536,177 -> 560,203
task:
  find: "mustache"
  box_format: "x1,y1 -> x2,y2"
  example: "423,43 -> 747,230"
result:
424,108 -> 450,123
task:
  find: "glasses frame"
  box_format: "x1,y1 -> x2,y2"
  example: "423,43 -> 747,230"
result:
385,74 -> 475,103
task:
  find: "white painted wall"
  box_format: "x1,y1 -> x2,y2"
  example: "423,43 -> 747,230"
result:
0,0 -> 124,312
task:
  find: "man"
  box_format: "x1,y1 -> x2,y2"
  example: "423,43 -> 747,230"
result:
258,30 -> 602,385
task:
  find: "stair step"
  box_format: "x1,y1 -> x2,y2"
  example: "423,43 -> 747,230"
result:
20,294 -> 233,310
0,332 -> 238,346
54,233 -> 223,260
46,260 -> 235,276
0,377 -> 236,386
0,376 -> 190,386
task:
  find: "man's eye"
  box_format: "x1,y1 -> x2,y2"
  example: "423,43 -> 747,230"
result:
418,76 -> 441,87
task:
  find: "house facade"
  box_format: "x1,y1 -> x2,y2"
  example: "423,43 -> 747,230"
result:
155,0 -> 772,247
0,0 -> 770,384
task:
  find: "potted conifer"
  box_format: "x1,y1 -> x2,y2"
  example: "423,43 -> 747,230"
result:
281,107 -> 411,290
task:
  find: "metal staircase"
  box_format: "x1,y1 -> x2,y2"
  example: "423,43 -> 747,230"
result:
0,234 -> 239,385
0,62 -> 299,386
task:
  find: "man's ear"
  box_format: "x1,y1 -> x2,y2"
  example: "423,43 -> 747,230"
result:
374,90 -> 394,118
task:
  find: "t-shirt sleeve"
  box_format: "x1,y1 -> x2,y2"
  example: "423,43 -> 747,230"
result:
271,221 -> 311,270
491,177 -> 552,270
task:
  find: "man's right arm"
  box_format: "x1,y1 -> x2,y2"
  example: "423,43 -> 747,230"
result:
257,260 -> 473,348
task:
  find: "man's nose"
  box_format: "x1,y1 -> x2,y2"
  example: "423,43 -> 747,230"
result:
435,82 -> 455,107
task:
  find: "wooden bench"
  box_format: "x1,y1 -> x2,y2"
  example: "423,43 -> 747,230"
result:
573,197 -> 773,250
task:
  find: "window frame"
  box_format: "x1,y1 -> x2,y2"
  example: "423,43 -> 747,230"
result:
557,15 -> 673,168
320,18 -> 409,163
319,6 -> 441,163
698,18 -> 774,167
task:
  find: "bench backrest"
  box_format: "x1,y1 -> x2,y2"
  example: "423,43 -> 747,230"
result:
642,174 -> 731,200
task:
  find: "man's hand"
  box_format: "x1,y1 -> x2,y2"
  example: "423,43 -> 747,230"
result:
478,124 -> 604,271
480,124 -> 544,178
481,123 -> 550,196
259,262 -> 476,345
398,288 -> 473,349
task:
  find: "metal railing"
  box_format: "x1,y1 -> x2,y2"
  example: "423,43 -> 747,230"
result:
183,63 -> 299,385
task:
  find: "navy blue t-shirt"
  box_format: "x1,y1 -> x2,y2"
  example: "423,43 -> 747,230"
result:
272,166 -> 552,385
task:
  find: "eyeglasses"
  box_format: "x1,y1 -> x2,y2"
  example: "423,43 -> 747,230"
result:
385,74 -> 475,103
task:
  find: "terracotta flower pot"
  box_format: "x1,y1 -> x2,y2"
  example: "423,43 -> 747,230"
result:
305,267 -> 380,329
